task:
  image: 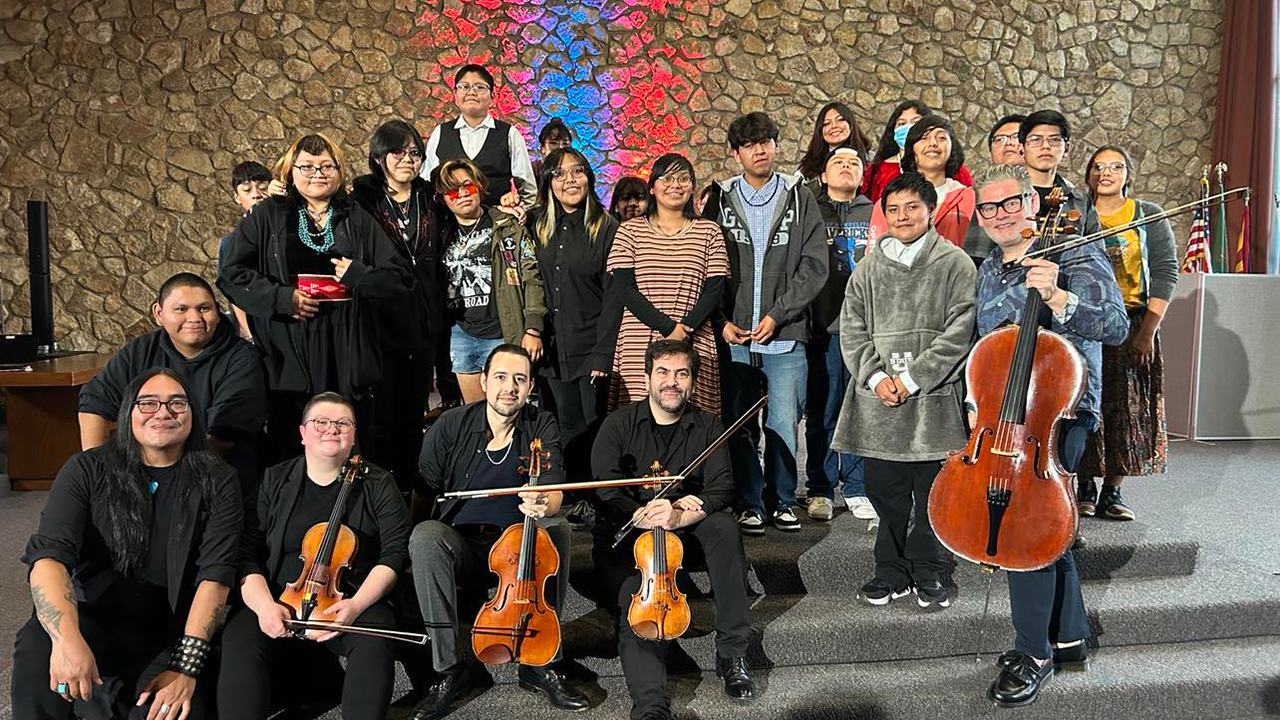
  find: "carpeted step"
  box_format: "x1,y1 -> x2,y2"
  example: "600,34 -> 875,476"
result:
375,634 -> 1280,720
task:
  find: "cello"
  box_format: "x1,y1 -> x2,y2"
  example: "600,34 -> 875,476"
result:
627,461 -> 691,641
927,189 -> 1085,571
471,438 -> 561,666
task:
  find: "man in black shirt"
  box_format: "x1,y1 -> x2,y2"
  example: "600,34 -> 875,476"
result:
1020,109 -> 1102,238
592,339 -> 755,720
407,344 -> 588,719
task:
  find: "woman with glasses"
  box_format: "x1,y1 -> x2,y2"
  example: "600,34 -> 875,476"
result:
863,100 -> 972,202
607,153 -> 729,416
13,368 -> 241,720
796,101 -> 873,182
867,115 -> 975,247
219,392 -> 409,720
438,157 -> 546,403
530,147 -> 621,479
531,117 -> 573,193
219,132 -> 414,462
351,120 -> 444,492
1075,145 -> 1177,521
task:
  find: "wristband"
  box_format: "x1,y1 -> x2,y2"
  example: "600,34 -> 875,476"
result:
524,329 -> 541,338
168,635 -> 212,678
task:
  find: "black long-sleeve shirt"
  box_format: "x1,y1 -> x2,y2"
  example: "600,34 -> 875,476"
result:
590,399 -> 732,534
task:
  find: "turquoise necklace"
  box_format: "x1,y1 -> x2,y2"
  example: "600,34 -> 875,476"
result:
298,207 -> 335,252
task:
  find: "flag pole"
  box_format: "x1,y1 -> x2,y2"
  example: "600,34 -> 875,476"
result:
1212,162 -> 1228,272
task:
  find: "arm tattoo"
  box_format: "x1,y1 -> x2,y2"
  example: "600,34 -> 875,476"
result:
32,585 -> 66,641
203,604 -> 229,637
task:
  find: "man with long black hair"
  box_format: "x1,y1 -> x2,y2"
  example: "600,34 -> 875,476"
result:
13,368 -> 242,720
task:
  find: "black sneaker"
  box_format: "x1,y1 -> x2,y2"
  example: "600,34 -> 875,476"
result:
860,577 -> 912,606
915,579 -> 951,608
1097,486 -> 1135,520
1076,477 -> 1098,517
770,507 -> 801,532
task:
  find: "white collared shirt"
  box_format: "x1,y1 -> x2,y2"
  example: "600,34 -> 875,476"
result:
877,233 -> 927,268
421,114 -> 537,207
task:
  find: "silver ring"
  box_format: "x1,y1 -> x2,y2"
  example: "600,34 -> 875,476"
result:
160,703 -> 172,715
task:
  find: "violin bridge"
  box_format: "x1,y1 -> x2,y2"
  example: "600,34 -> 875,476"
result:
989,448 -> 1021,458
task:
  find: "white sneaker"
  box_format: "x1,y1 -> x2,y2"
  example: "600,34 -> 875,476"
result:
737,510 -> 765,536
845,495 -> 877,521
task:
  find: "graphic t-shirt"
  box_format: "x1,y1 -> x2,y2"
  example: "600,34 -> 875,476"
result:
444,215 -> 502,339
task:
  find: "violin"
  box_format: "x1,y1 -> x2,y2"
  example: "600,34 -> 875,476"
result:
471,439 -> 561,666
927,189 -> 1084,571
278,455 -> 428,645
627,462 -> 691,641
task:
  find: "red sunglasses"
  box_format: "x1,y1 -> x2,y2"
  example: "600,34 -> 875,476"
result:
445,182 -> 480,201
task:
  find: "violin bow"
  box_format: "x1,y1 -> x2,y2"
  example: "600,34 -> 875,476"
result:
283,618 -> 429,645
610,395 -> 769,547
437,474 -> 688,501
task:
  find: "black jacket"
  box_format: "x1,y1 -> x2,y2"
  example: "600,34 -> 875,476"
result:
240,457 -> 410,593
350,174 -> 445,355
528,205 -> 623,380
217,194 -> 415,394
419,400 -> 564,521
22,448 -> 243,612
78,319 -> 267,442
590,400 -> 732,533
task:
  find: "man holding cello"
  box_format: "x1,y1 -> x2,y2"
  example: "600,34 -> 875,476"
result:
408,344 -> 589,719
591,339 -> 755,720
970,164 -> 1128,707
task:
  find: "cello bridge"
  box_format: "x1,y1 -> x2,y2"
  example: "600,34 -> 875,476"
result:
990,448 -> 1021,458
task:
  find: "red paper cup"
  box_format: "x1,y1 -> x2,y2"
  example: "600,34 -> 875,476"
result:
297,274 -> 351,301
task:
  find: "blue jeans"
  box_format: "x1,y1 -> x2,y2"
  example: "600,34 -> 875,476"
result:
448,326 -> 503,374
804,331 -> 865,500
725,343 -> 808,516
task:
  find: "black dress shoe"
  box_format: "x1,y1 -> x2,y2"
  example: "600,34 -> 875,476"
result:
996,642 -> 1089,671
410,667 -> 472,720
715,655 -> 755,701
988,651 -> 1053,707
517,665 -> 590,711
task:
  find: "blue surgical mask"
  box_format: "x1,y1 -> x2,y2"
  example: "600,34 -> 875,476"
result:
893,123 -> 913,148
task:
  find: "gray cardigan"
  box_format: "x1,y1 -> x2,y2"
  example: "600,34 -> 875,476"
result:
832,228 -> 977,462
1131,199 -> 1180,303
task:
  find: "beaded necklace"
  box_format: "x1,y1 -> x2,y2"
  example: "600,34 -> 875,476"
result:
297,207 -> 336,253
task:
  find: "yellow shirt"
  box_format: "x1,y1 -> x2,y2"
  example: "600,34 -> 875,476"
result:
1099,198 -> 1145,307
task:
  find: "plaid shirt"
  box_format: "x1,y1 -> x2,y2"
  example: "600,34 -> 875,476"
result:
975,239 -> 1129,420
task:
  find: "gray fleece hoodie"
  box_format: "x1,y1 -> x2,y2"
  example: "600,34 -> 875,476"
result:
832,228 -> 977,462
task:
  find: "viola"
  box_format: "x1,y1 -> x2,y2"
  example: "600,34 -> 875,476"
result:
471,439 -> 561,666
927,189 -> 1085,571
627,462 -> 691,641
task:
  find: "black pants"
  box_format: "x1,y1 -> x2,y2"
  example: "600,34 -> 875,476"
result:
372,349 -> 431,492
1007,416 -> 1095,659
408,518 -> 573,671
217,603 -> 396,720
545,376 -> 606,481
594,512 -> 751,720
12,612 -> 209,720
265,390 -> 375,465
863,457 -> 946,587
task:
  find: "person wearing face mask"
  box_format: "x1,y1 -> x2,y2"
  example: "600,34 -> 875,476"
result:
608,153 -> 728,418
960,113 -> 1027,267
1075,145 -> 1178,522
351,120 -> 445,493
867,114 -> 976,248
863,100 -> 973,203
437,158 -> 546,405
529,148 -> 622,483
804,146 -> 876,523
608,176 -> 649,222
796,101 -> 874,183
219,132 -> 415,463
833,172 -> 976,610
1019,109 -> 1102,238
78,273 -> 267,502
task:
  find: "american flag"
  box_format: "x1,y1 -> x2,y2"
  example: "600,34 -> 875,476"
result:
1180,201 -> 1212,274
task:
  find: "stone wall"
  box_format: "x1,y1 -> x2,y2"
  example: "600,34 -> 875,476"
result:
0,0 -> 1222,352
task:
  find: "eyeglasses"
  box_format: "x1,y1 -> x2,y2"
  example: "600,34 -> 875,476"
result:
1093,162 -> 1127,174
654,172 -> 693,187
444,181 -> 480,201
1024,135 -> 1065,149
991,133 -> 1021,146
550,165 -> 586,180
975,192 -> 1029,219
455,82 -> 491,95
134,398 -> 191,415
388,148 -> 423,161
294,164 -> 340,178
305,417 -> 355,434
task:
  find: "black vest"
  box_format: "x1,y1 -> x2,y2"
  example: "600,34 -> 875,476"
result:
435,117 -> 516,206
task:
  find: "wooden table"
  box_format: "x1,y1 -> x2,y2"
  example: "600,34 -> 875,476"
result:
0,353 -> 110,490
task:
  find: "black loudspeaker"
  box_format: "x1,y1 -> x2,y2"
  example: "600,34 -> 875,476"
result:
26,199 -> 55,356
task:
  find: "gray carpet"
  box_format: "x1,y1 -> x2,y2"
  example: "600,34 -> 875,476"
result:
1,439 -> 1277,719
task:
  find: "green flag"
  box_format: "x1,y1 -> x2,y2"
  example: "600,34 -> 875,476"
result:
1211,168 -> 1228,272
